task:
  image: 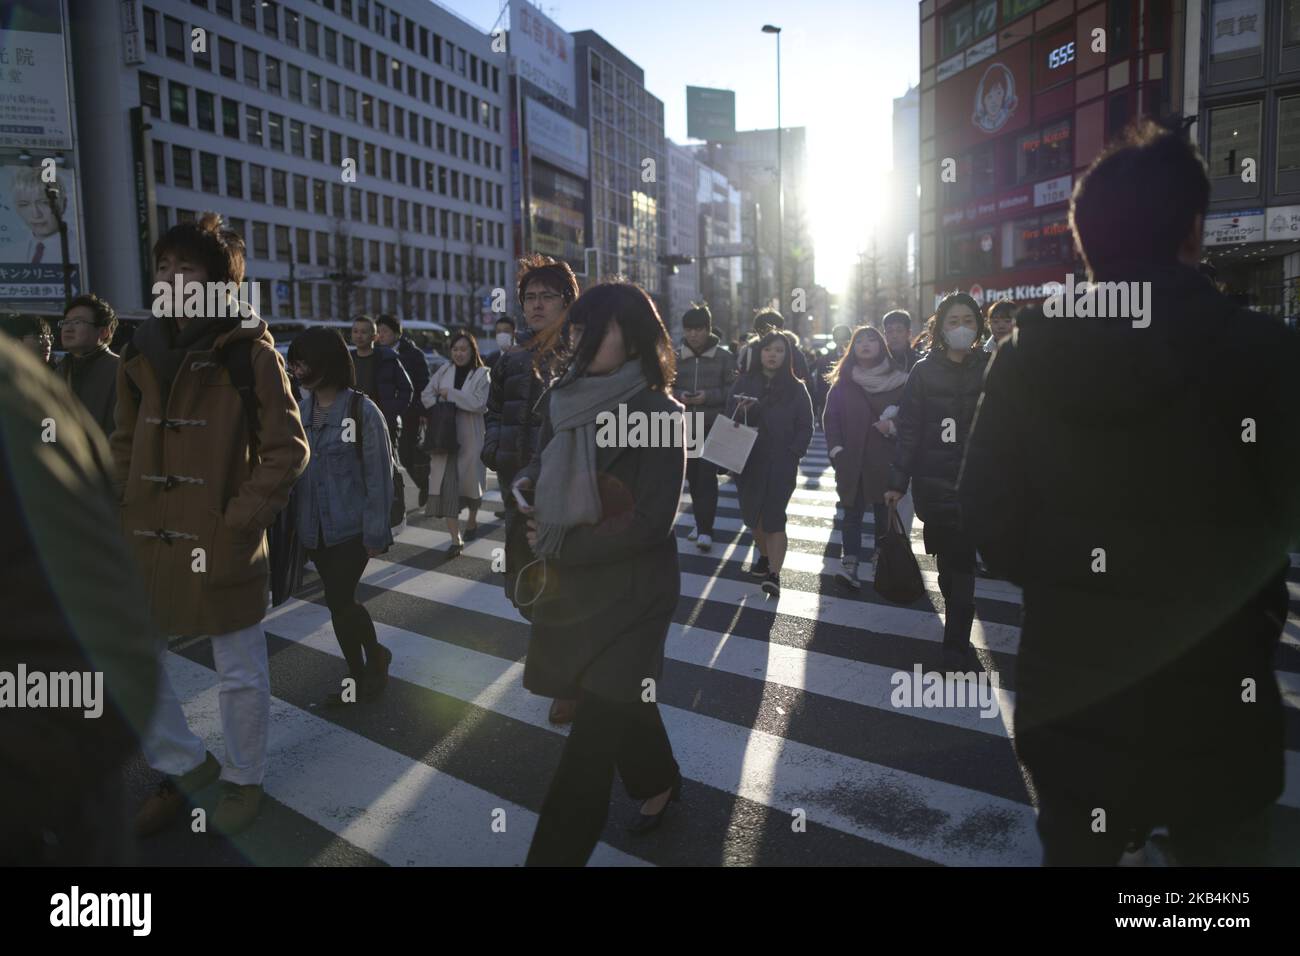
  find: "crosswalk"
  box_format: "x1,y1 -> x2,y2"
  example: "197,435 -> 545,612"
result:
154,430 -> 1300,866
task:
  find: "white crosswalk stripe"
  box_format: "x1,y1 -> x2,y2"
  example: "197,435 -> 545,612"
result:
159,429 -> 1300,865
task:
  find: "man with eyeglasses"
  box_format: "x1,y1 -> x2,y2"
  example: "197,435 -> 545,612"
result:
0,312 -> 54,366
54,294 -> 120,438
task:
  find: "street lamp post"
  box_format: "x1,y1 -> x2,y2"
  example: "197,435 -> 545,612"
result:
762,24 -> 783,312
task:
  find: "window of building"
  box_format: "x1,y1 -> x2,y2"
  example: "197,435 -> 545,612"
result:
1040,211 -> 1073,262
310,126 -> 324,161
164,15 -> 186,61
325,28 -> 337,63
275,225 -> 291,262
308,73 -> 322,108
244,104 -> 262,143
222,97 -> 239,137
243,47 -> 260,87
193,31 -> 211,71
200,152 -> 219,193
252,221 -> 269,259
345,88 -> 357,121
312,179 -> 327,213
295,227 -> 311,264
169,81 -> 190,125
226,157 -> 243,198
285,7 -> 299,46
376,52 -> 388,86
289,119 -> 304,156
1279,96 -> 1300,173
272,169 -> 287,206
390,10 -> 400,42
196,90 -> 215,131
216,0 -> 232,18
219,37 -> 236,78
152,140 -> 167,184
240,0 -> 257,29
379,101 -> 389,132
139,72 -> 162,118
266,56 -> 281,95
360,44 -> 371,78
288,64 -> 302,101
249,163 -> 266,203
367,192 -> 378,224
1207,101 -> 1260,177
267,112 -> 283,150
143,8 -> 158,52
305,17 -> 319,55
1017,119 -> 1072,182
263,0 -> 278,38
172,145 -> 194,189
1002,0 -> 1045,20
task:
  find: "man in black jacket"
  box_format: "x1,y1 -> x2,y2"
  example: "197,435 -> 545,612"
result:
376,313 -> 432,506
350,315 -> 413,438
960,119 -> 1300,865
883,310 -> 921,371
55,293 -> 120,440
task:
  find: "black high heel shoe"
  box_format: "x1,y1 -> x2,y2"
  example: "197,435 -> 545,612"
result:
627,772 -> 683,836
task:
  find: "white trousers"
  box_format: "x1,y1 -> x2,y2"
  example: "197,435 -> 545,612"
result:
141,622 -> 270,787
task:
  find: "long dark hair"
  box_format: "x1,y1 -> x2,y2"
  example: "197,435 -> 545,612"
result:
748,329 -> 800,390
547,280 -> 675,391
447,329 -> 485,369
930,292 -> 987,353
827,326 -> 893,388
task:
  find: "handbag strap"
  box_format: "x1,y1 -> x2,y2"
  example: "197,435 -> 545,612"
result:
886,502 -> 904,536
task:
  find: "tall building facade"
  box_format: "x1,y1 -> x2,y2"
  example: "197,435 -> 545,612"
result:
694,159 -> 743,343
573,30 -> 665,304
889,85 -> 921,322
1187,0 -> 1300,322
664,138 -> 702,338
72,0 -> 511,326
919,0 -> 1186,313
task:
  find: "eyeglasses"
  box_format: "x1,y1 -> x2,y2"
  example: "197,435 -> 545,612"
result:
522,292 -> 562,306
57,319 -> 95,330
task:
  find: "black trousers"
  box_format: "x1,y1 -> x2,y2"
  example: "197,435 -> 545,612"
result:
684,455 -> 719,536
397,412 -> 430,493
526,692 -> 679,867
935,543 -> 977,650
1035,787 -> 1273,866
310,535 -> 379,678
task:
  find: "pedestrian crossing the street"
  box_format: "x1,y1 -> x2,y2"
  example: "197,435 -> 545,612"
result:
139,431 -> 1300,866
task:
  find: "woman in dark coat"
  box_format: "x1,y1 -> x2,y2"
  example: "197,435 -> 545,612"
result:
728,330 -> 814,597
823,326 -> 909,589
886,293 -> 989,667
512,280 -> 686,866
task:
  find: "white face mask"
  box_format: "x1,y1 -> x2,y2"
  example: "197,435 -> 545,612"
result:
944,325 -> 978,351
495,332 -> 513,350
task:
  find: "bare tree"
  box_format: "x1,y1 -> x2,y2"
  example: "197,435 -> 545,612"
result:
462,238 -> 489,332
330,217 -> 363,323
392,228 -> 424,321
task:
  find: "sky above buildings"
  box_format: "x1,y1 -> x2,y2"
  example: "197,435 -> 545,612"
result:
448,0 -> 921,295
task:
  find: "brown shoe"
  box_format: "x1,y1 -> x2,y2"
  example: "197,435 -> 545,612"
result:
135,751 -> 220,838
548,698 -> 578,725
211,782 -> 263,837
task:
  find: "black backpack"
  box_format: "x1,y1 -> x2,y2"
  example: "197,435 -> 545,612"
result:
123,338 -> 303,607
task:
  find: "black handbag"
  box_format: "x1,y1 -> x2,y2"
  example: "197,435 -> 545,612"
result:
421,400 -> 459,455
267,492 -> 305,607
872,503 -> 926,605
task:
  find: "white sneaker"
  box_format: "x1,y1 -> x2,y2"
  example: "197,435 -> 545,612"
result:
835,556 -> 861,590
687,527 -> 698,541
696,534 -> 712,553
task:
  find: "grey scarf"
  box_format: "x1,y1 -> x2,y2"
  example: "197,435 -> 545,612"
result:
532,359 -> 649,558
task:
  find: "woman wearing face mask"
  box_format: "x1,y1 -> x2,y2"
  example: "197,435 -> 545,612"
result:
727,330 -> 815,598
421,331 -> 491,554
823,326 -> 910,590
885,293 -> 989,668
512,280 -> 685,866
287,328 -> 396,704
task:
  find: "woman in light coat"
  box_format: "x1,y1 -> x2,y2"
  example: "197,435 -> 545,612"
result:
421,331 -> 491,554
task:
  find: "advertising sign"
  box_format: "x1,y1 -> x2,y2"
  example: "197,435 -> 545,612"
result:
936,39 -> 1033,153
1033,174 -> 1072,208
0,162 -> 81,303
525,97 -> 588,178
509,0 -> 574,108
686,86 -> 736,144
0,0 -> 75,150
940,183 -> 1033,229
1266,205 -> 1300,241
1209,0 -> 1263,58
1203,208 -> 1265,246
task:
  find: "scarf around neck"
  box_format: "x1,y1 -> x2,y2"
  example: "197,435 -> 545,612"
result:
532,358 -> 649,559
850,360 -> 909,395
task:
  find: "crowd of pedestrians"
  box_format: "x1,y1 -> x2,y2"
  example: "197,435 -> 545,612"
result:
4,120 -> 1299,869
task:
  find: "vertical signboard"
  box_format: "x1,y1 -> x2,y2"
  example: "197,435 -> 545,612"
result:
0,0 -> 74,149
509,0 -> 574,107
130,107 -> 157,305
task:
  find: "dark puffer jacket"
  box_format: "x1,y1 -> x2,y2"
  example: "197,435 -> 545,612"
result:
482,329 -> 547,484
394,335 -> 431,421
672,333 -> 735,432
888,347 -> 989,532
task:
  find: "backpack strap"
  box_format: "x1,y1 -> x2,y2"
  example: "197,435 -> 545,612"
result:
350,389 -> 366,494
218,338 -> 260,461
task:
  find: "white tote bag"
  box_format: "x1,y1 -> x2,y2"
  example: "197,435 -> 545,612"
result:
701,404 -> 758,474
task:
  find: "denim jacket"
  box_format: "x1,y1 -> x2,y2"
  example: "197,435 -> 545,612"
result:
295,388 -> 394,552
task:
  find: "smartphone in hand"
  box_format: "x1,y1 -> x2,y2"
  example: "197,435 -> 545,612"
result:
512,482 -> 535,513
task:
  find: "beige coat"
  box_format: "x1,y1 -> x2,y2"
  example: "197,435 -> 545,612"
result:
421,362 -> 490,501
110,319 -> 308,637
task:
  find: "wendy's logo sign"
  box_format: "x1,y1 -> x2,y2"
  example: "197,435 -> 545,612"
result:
972,62 -> 1018,133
